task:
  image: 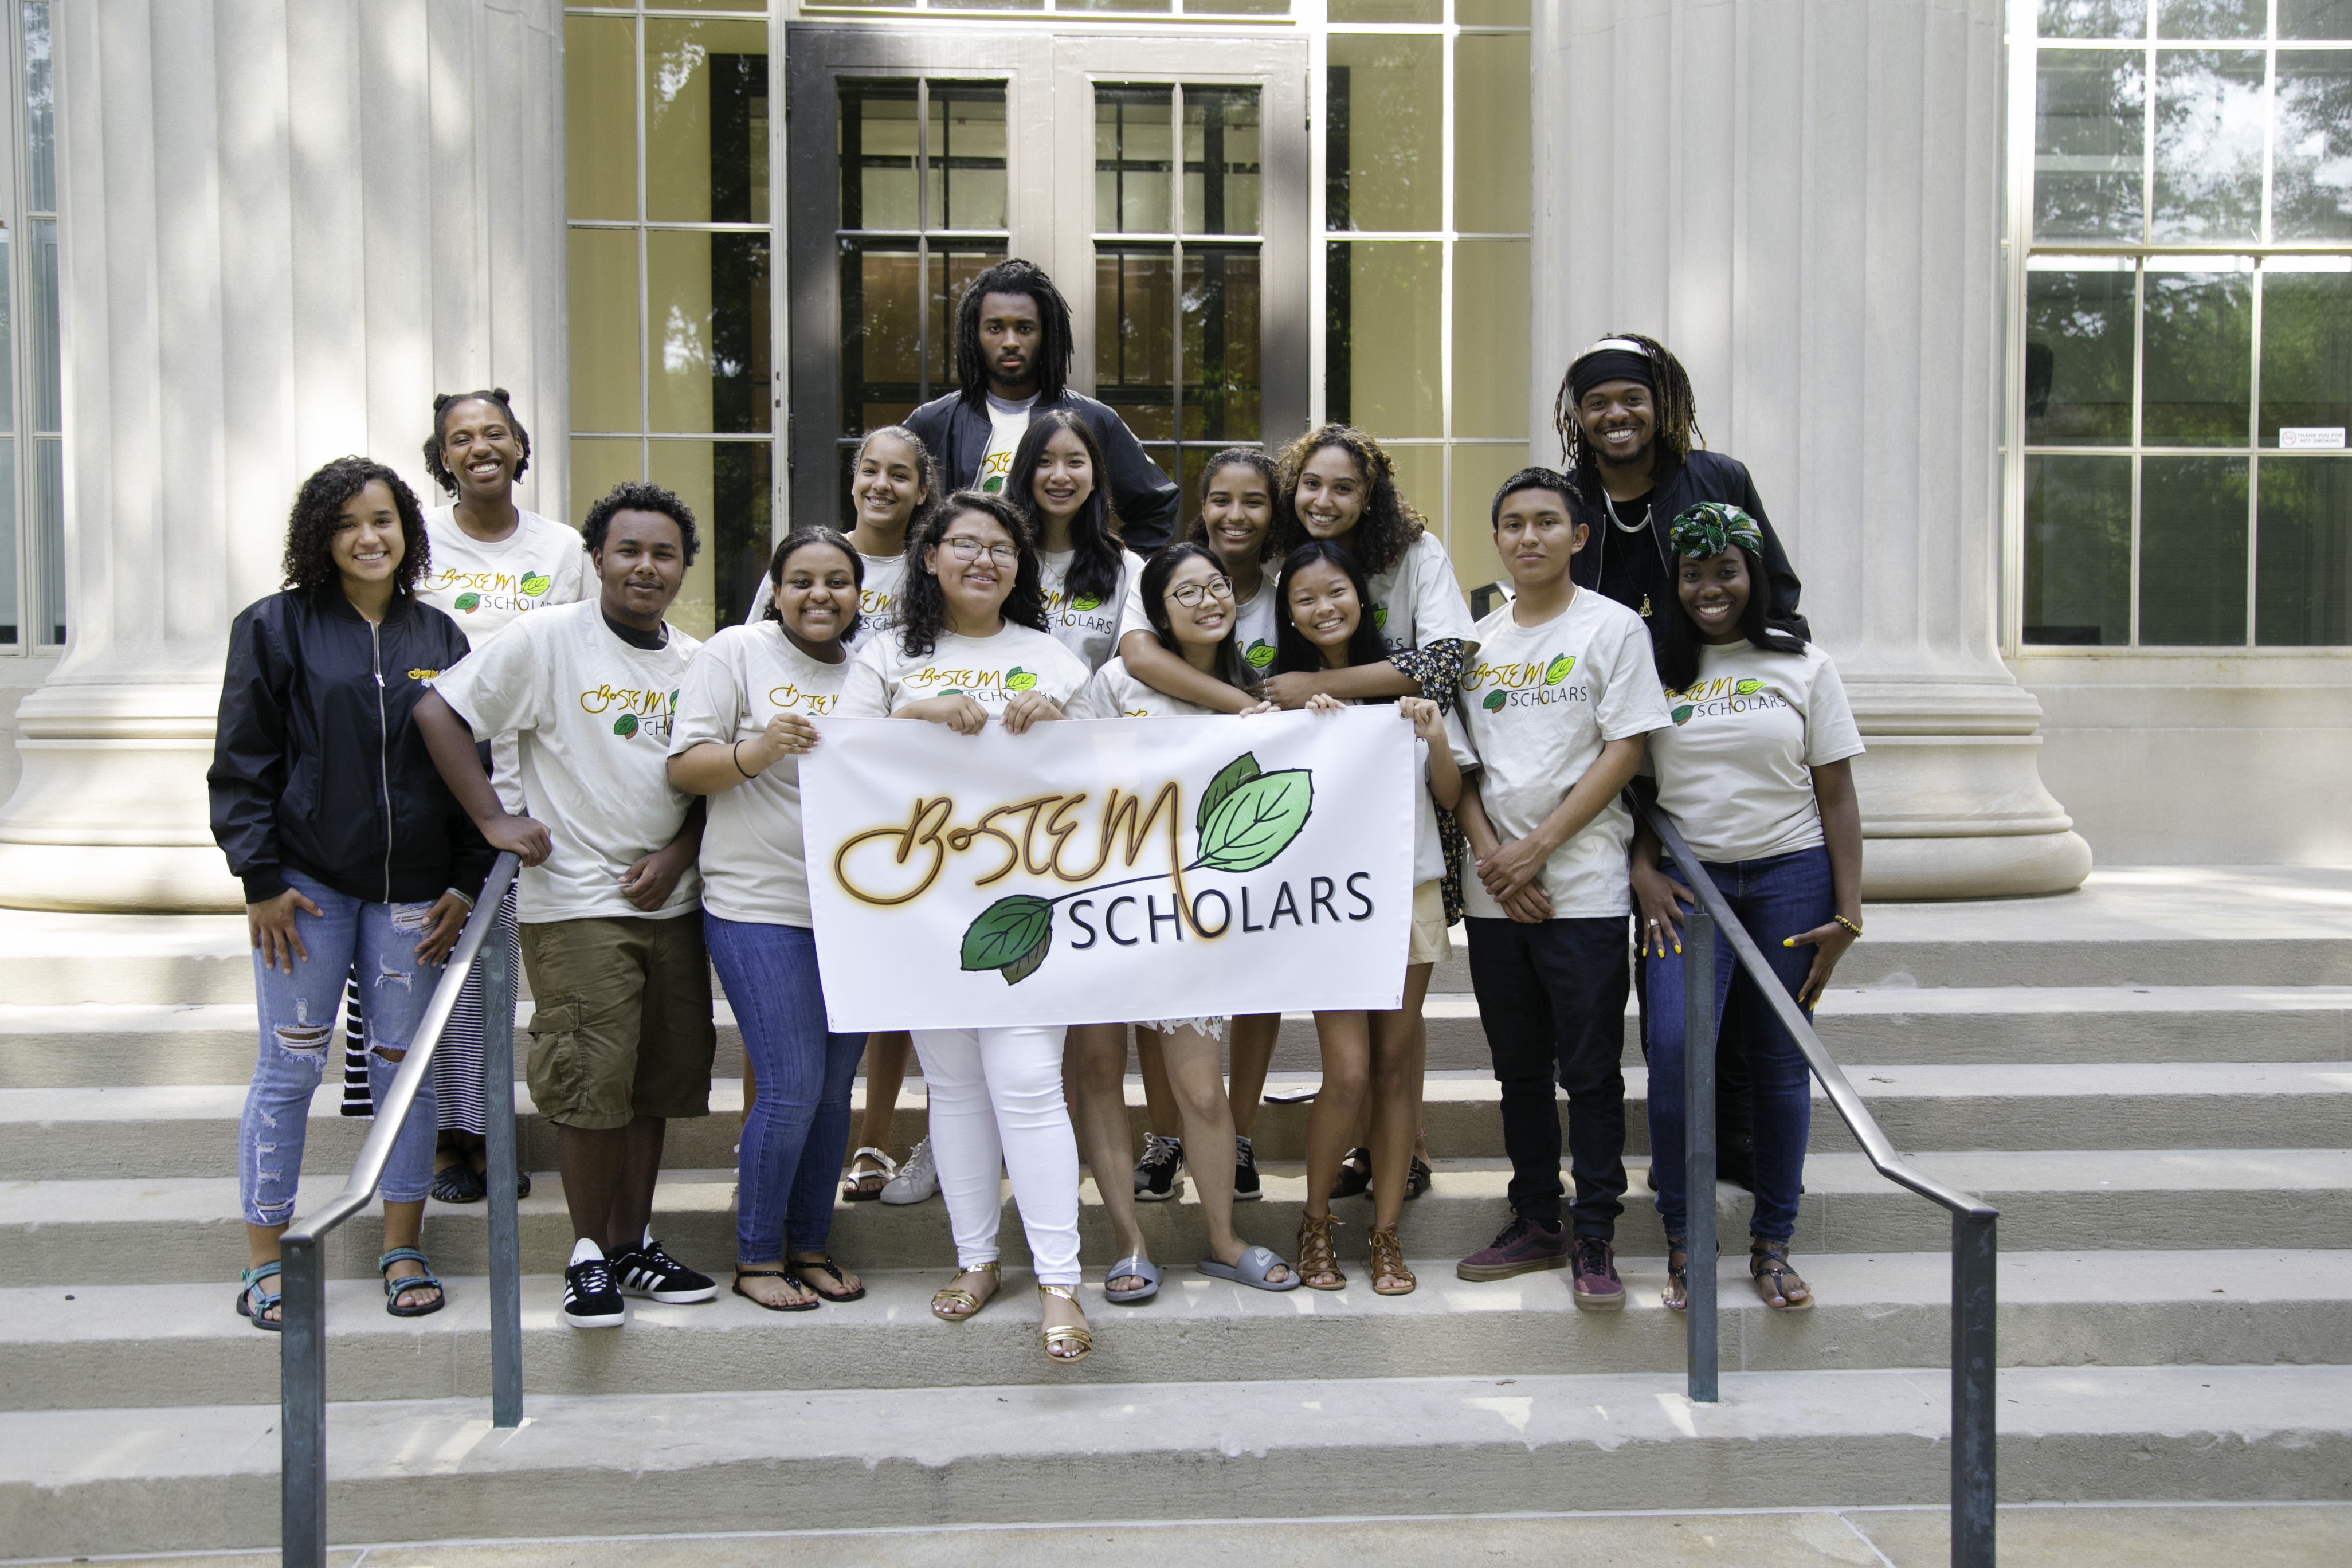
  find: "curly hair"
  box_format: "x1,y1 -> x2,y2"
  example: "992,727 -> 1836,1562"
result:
953,258 -> 1073,408
763,527 -> 865,642
581,480 -> 701,564
1268,425 -> 1426,579
280,456 -> 430,602
421,388 -> 532,496
1139,542 -> 1256,695
1272,539 -> 1390,681
895,491 -> 1050,658
1188,446 -> 1280,561
1006,408 -> 1123,606
1551,332 -> 1703,501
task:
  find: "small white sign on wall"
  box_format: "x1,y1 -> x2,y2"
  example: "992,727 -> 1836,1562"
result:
2279,428 -> 2348,450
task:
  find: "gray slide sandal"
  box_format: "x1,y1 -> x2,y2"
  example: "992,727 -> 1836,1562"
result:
1197,1245 -> 1301,1292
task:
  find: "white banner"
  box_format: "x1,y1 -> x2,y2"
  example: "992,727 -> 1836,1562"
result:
802,709 -> 1417,1031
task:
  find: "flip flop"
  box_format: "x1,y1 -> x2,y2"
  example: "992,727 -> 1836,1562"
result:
1197,1244 -> 1301,1293
1104,1254 -> 1161,1304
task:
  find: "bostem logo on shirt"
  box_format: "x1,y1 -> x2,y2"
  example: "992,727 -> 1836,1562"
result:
903,665 -> 1036,703
433,567 -> 555,615
1666,675 -> 1779,726
1463,653 -> 1581,713
765,683 -> 840,715
836,750 -> 1318,986
580,683 -> 678,741
977,451 -> 1014,495
1245,638 -> 1276,669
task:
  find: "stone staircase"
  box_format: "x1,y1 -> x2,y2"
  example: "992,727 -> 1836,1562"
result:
2,867 -> 2349,1558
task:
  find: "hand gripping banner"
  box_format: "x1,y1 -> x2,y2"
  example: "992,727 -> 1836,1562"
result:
801,709 -> 1417,1031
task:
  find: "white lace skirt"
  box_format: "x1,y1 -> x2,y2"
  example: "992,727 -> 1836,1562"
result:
1139,1017 -> 1230,1042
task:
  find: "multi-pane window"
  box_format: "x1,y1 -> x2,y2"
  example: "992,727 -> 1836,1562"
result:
834,78 -> 1009,513
2022,1 -> 2352,646
566,4 -> 774,639
1,0 -> 58,650
1323,0 -> 1532,592
1095,83 -> 1265,501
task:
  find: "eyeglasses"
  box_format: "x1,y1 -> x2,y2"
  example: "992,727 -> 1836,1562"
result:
1166,574 -> 1235,608
939,535 -> 1021,566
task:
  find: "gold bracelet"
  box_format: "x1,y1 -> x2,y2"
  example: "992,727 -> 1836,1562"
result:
1833,914 -> 1864,938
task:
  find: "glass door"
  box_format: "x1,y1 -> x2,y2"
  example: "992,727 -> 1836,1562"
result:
787,26 -> 1307,532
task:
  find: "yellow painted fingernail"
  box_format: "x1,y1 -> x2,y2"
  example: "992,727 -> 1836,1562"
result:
1782,937 -> 1795,947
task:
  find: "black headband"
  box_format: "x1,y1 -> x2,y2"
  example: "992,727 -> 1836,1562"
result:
1568,342 -> 1657,403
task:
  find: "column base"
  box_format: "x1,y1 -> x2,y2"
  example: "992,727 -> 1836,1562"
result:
0,840 -> 242,912
1861,829 -> 2094,901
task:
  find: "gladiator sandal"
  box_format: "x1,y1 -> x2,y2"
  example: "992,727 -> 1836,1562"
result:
1366,1225 -> 1416,1297
1663,1234 -> 1690,1313
1750,1236 -> 1813,1311
1296,1212 -> 1346,1291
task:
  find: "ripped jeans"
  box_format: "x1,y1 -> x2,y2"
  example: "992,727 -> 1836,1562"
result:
238,869 -> 442,1227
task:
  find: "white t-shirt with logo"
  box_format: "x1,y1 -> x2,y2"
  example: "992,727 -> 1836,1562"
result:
1116,571 -> 1282,678
1447,589 -> 1673,919
431,599 -> 704,924
1068,656 -> 1229,720
417,505 -> 589,646
668,623 -> 852,928
1039,546 -> 1146,671
975,392 -> 1036,499
837,622 -> 1092,718
1644,639 -> 1865,865
740,550 -> 909,651
1362,530 -> 1477,658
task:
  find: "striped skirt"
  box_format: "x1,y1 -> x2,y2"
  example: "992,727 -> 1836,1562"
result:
338,887 -> 521,1135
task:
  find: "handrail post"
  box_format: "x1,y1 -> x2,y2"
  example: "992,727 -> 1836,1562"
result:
279,1232 -> 328,1568
481,911 -> 524,1428
1953,1210 -> 1998,1567
1683,906 -> 1718,1404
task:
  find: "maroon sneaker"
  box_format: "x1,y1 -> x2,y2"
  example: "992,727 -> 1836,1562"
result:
1456,1215 -> 1570,1281
1570,1236 -> 1625,1311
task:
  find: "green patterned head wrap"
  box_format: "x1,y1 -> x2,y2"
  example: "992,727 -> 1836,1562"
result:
1669,502 -> 1764,562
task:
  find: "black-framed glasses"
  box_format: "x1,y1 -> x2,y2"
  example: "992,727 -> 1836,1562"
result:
1166,574 -> 1235,608
940,535 -> 1021,566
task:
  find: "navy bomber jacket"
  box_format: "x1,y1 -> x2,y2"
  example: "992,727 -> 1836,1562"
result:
209,589 -> 492,908
904,389 -> 1182,555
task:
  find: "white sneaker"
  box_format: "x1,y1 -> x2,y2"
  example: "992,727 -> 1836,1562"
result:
879,1136 -> 938,1205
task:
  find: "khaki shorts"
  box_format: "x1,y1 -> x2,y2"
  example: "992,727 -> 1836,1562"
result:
1409,879 -> 1452,967
519,914 -> 716,1131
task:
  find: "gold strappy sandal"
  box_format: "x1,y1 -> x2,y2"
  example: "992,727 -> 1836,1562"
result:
1038,1283 -> 1093,1364
931,1261 -> 999,1322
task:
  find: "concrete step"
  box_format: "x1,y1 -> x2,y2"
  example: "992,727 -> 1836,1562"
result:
10,1062 -> 2349,1181
4,1363 -> 2346,1558
5,1251 -> 2344,1412
9,1150 -> 2349,1287
7,984 -> 2346,1092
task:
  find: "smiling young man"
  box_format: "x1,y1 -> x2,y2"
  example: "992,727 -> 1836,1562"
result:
1555,335 -> 1806,635
417,481 -> 718,1331
903,258 -> 1180,553
1445,468 -> 1673,1308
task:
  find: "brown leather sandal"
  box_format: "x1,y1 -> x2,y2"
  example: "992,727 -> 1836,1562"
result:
1367,1225 -> 1416,1296
1751,1237 -> 1813,1311
1296,1212 -> 1346,1291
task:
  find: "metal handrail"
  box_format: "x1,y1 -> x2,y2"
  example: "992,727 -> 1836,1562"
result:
1633,800 -> 1998,1568
277,853 -> 523,1567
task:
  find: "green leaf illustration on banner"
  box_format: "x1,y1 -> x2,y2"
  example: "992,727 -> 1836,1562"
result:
1544,654 -> 1575,685
453,591 -> 480,613
1197,751 -> 1261,836
961,893 -> 1055,985
1193,769 -> 1312,873
1482,689 -> 1507,712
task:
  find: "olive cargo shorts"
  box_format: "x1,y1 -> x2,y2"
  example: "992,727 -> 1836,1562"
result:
519,914 -> 716,1130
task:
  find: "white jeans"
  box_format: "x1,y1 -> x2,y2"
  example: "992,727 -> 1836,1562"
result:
911,1025 -> 1082,1287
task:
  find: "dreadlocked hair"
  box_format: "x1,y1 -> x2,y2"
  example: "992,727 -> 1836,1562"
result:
422,389 -> 532,495
895,491 -> 1050,659
281,456 -> 431,603
1648,542 -> 1808,693
1140,542 -> 1257,695
1006,408 -> 1123,607
953,258 -> 1073,408
762,527 -> 865,644
1551,332 -> 1703,502
1268,425 -> 1425,579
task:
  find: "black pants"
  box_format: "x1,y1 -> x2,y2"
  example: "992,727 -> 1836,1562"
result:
1465,915 -> 1631,1238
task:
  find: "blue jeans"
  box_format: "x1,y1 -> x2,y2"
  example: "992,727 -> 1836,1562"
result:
704,914 -> 864,1263
240,870 -> 441,1226
1644,845 -> 1830,1244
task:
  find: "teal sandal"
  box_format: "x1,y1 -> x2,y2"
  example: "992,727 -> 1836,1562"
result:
377,1248 -> 446,1318
235,1261 -> 283,1331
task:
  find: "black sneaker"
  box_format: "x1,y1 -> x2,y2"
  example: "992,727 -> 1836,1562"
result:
1134,1134 -> 1185,1202
562,1251 -> 626,1330
611,1238 -> 718,1304
1234,1134 -> 1261,1202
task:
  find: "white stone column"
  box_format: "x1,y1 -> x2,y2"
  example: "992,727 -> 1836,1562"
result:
1532,0 -> 2090,898
0,0 -> 566,912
